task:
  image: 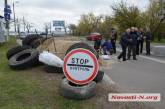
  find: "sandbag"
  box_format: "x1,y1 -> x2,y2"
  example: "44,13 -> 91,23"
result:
100,55 -> 110,60
39,51 -> 63,67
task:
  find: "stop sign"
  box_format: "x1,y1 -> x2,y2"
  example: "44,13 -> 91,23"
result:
63,48 -> 99,85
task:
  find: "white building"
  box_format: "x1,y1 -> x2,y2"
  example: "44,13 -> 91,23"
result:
0,15 -> 6,43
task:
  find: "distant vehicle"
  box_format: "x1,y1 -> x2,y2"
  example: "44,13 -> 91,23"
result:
19,32 -> 27,39
40,32 -> 52,38
86,33 -> 102,41
40,32 -> 47,36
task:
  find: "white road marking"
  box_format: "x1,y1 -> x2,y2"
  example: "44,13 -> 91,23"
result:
139,55 -> 165,64
103,74 -> 115,85
116,48 -> 165,64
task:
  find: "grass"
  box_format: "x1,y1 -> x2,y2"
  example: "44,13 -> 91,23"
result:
0,37 -> 156,109
0,37 -> 96,109
152,39 -> 165,44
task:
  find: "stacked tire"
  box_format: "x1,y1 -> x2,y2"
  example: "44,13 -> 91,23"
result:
60,78 -> 97,100
44,65 -> 63,73
22,34 -> 46,48
59,42 -> 104,100
7,35 -> 43,70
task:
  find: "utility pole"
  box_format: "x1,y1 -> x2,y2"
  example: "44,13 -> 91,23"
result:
4,0 -> 9,41
50,22 -> 51,33
13,2 -> 16,33
23,16 -> 26,32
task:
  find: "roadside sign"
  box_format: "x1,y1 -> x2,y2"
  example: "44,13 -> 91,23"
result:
4,5 -> 11,21
63,48 -> 99,85
53,20 -> 65,27
4,13 -> 10,21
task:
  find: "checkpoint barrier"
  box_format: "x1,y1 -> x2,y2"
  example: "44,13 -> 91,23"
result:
60,42 -> 102,100
63,48 -> 99,85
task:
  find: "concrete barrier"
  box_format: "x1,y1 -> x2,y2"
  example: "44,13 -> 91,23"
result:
153,46 -> 165,57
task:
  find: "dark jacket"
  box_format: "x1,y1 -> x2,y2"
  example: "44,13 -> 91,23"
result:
120,32 -> 130,47
139,32 -> 144,42
94,40 -> 101,47
145,32 -> 151,41
102,40 -> 113,50
136,31 -> 141,41
130,32 -> 138,45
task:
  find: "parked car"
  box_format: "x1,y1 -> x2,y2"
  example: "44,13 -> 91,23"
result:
40,32 -> 53,38
86,33 -> 102,41
19,32 -> 28,39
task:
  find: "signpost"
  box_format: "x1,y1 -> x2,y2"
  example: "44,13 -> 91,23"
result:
63,48 -> 99,85
53,20 -> 65,27
4,0 -> 11,41
53,20 -> 66,34
4,4 -> 11,23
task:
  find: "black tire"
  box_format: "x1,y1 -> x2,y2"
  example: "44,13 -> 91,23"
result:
30,38 -> 46,48
93,71 -> 104,83
6,45 -> 31,60
8,49 -> 39,70
22,34 -> 42,46
65,42 -> 99,59
44,65 -> 63,73
60,78 -> 97,100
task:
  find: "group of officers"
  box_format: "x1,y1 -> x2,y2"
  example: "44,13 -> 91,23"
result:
118,27 -> 151,61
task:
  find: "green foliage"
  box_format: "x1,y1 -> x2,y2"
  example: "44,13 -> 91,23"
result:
76,13 -> 98,36
75,1 -> 164,41
112,2 -> 142,32
75,13 -> 115,38
142,1 -> 165,40
68,24 -> 76,35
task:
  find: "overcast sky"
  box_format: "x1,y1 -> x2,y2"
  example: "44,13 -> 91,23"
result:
0,0 -> 149,31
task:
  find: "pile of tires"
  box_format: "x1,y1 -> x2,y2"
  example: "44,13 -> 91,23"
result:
7,34 -> 44,70
22,34 -> 46,48
59,42 -> 104,100
65,42 -> 99,59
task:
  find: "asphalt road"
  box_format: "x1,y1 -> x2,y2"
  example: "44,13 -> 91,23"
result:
85,39 -> 165,108
105,53 -> 165,109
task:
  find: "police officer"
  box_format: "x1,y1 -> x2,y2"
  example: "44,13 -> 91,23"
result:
135,28 -> 140,55
110,29 -> 117,54
127,27 -> 138,60
139,28 -> 144,54
118,28 -> 131,61
145,31 -> 151,55
94,38 -> 102,53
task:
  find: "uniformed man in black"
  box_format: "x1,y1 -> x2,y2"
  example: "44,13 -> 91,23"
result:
127,27 -> 138,60
135,28 -> 140,55
118,29 -> 131,61
145,31 -> 151,55
139,28 -> 144,54
110,29 -> 117,54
